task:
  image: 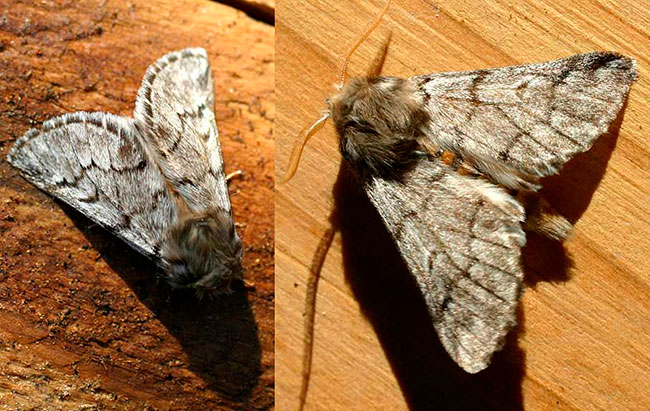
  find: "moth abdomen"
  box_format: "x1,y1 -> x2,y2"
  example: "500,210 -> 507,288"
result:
330,76 -> 430,178
162,208 -> 243,294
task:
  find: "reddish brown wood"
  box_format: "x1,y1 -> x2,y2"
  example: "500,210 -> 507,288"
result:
0,0 -> 274,409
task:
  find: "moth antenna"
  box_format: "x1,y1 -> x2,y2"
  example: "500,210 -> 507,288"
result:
367,29 -> 392,77
279,113 -> 330,184
299,225 -> 336,411
338,0 -> 392,86
283,1 -> 391,184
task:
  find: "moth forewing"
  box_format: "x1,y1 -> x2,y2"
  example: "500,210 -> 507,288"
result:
364,159 -> 526,372
412,52 -> 638,187
7,112 -> 177,261
133,48 -> 243,294
8,48 -> 243,296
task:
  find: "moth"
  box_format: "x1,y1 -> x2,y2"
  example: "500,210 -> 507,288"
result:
7,48 -> 244,295
284,12 -> 638,373
330,50 -> 637,373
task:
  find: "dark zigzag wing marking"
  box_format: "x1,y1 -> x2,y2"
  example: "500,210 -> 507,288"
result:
8,112 -> 177,260
364,158 -> 525,373
414,52 -> 637,187
133,47 -> 232,215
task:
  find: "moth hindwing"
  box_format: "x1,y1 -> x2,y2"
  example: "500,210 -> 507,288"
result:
328,52 -> 637,372
8,48 -> 244,295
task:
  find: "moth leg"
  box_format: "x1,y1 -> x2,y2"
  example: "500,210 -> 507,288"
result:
519,192 -> 572,241
225,169 -> 243,182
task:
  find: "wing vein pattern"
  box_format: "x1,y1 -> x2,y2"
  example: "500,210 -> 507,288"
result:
414,52 -> 637,188
8,112 -> 177,259
134,48 -> 232,214
365,159 -> 525,372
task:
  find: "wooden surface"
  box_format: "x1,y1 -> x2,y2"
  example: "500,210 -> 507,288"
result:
0,0 -> 273,409
276,0 -> 650,409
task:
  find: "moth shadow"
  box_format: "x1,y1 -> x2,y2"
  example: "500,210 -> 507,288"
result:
58,202 -> 262,402
523,100 -> 628,286
332,164 -> 525,410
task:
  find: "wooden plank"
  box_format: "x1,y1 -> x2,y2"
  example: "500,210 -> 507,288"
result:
0,0 -> 274,409
276,0 -> 650,409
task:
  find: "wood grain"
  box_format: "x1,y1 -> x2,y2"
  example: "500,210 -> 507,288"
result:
0,0 -> 274,409
276,0 -> 650,409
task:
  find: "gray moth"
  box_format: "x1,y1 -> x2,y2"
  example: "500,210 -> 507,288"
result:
8,48 -> 243,295
325,52 -> 638,373
284,47 -> 638,377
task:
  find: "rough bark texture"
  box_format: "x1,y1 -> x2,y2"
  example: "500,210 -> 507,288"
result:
0,0 -> 274,409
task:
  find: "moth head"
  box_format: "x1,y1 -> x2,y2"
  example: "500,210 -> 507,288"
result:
279,0 -> 399,183
328,76 -> 430,177
162,209 -> 243,296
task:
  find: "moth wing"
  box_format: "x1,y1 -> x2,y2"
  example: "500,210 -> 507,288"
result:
7,112 -> 177,260
413,52 -> 637,189
133,48 -> 232,214
365,158 -> 525,373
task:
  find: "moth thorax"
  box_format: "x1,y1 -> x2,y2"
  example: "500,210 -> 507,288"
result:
162,209 -> 243,292
329,76 -> 430,178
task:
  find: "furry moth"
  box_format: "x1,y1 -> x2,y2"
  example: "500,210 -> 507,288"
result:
8,48 -> 243,295
285,11 -> 638,373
